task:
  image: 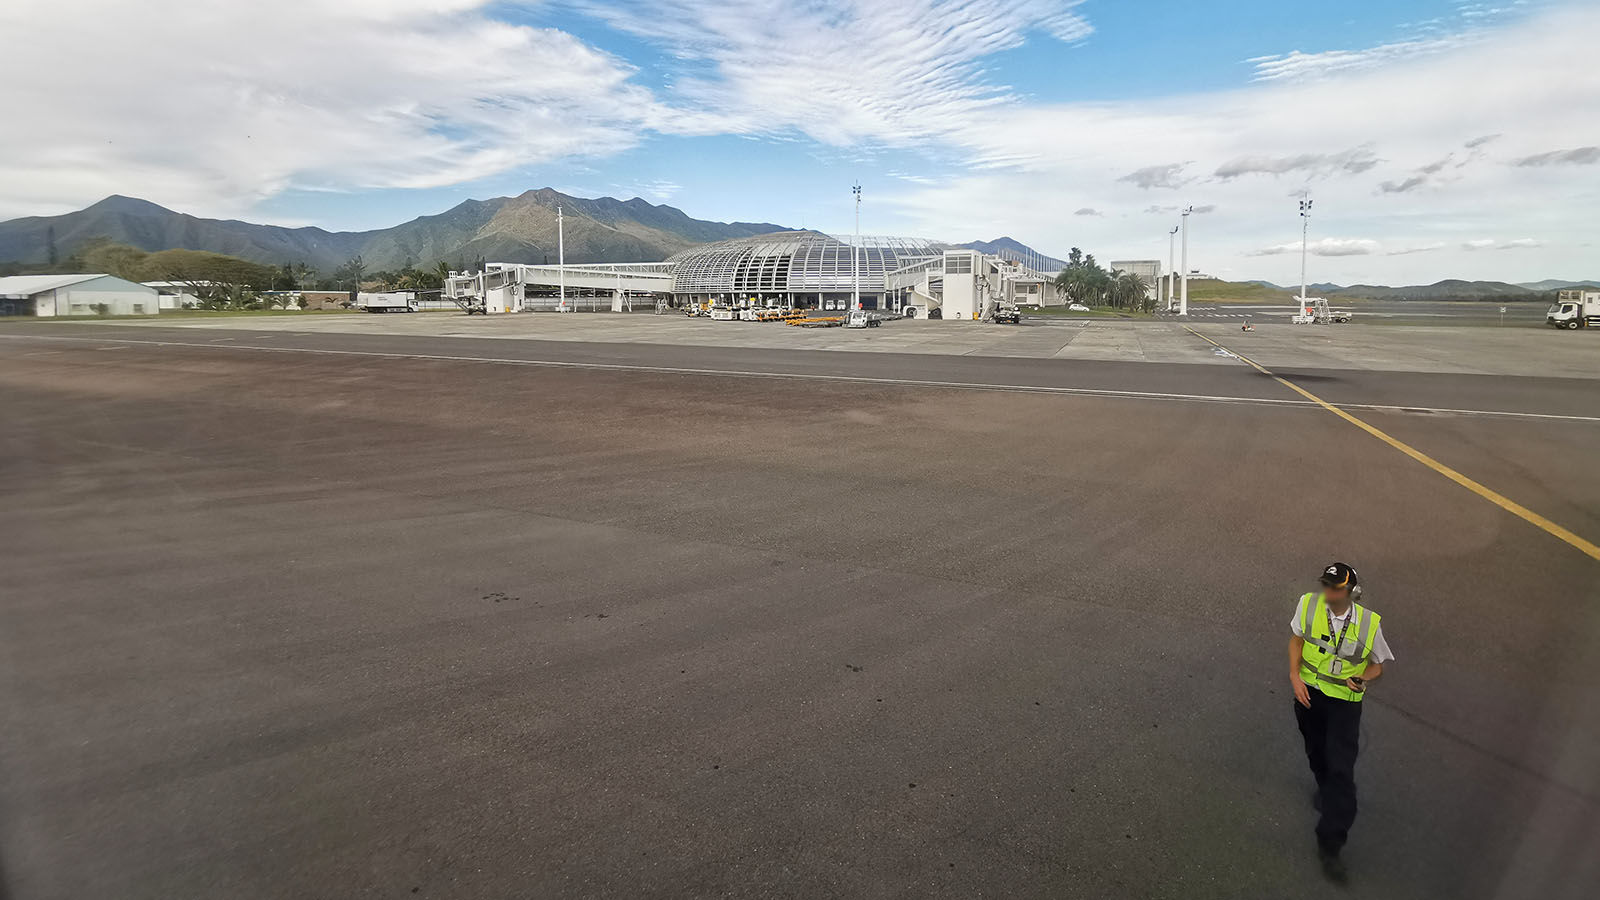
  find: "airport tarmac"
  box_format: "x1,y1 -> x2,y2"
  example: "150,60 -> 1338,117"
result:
1179,300 -> 1551,327
1,320 -> 1596,899
78,309 -> 1600,378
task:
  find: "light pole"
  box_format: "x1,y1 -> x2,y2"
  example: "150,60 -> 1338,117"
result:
1298,198 -> 1313,313
851,182 -> 862,311
1180,206 -> 1193,316
1167,225 -> 1179,312
557,204 -> 567,312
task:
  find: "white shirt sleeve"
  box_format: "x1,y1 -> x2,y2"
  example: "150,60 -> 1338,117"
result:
1368,625 -> 1394,664
1289,597 -> 1308,636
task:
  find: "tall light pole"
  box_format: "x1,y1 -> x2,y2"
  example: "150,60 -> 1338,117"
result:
557,204 -> 567,312
1180,206 -> 1193,316
1298,198 -> 1313,311
1167,225 -> 1179,311
851,182 -> 862,311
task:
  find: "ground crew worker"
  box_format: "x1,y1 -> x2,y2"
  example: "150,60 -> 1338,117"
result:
1288,562 -> 1394,882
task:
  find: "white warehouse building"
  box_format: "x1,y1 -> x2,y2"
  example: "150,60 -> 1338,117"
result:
0,274 -> 160,317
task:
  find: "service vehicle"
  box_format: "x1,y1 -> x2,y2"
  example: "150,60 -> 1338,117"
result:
1547,290 -> 1600,329
709,306 -> 738,321
360,292 -> 418,313
1292,297 -> 1333,325
993,304 -> 1021,324
845,309 -> 880,328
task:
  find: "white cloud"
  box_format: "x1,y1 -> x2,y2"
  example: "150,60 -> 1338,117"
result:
569,0 -> 1093,149
1245,1 -> 1531,82
1250,238 -> 1383,257
0,0 -> 673,218
622,180 -> 683,202
1513,147 -> 1600,166
883,2 -> 1600,284
1119,163 -> 1192,190
1214,146 -> 1380,180
1247,35 -> 1474,83
1074,207 -> 1103,217
1387,242 -> 1448,256
1462,238 -> 1544,251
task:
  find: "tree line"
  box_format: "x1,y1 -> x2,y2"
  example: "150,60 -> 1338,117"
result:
1051,248 -> 1155,312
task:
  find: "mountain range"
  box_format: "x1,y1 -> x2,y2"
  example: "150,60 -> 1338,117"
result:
2,195 -> 1589,297
954,237 -> 1067,271
0,192 -> 790,272
1245,278 -> 1598,301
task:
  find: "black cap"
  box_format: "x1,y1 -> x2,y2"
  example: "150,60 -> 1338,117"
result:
1319,562 -> 1359,590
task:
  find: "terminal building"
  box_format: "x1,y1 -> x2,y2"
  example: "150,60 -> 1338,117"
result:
445,231 -> 1057,320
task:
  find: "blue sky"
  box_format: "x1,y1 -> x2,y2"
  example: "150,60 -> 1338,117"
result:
3,0 -> 1597,283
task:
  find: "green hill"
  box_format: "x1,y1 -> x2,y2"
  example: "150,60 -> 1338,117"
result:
0,191 -> 790,272
1179,279 -> 1298,303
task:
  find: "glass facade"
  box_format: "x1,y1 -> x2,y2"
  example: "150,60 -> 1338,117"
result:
669,232 -> 936,297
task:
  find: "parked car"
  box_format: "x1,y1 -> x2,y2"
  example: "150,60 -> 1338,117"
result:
1068,303 -> 1091,312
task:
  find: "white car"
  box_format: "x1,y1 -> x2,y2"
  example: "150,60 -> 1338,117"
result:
1068,303 -> 1091,312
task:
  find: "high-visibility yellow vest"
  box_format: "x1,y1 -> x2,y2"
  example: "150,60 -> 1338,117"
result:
1297,592 -> 1381,702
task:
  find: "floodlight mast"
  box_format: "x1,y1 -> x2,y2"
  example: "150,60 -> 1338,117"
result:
1167,225 -> 1179,311
557,204 -> 566,312
1180,206 -> 1193,316
852,183 -> 862,311
1299,198 -> 1314,310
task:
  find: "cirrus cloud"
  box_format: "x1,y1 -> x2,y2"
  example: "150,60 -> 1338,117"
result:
1249,238 -> 1382,257
1215,146 -> 1380,180
1513,147 -> 1600,167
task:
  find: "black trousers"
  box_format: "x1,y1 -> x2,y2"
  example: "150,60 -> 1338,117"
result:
1294,688 -> 1363,852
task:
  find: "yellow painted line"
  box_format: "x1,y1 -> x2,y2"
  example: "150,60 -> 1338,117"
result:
1184,326 -> 1600,561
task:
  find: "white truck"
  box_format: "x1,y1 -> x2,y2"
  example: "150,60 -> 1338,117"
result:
1546,290 -> 1600,330
359,291 -> 418,313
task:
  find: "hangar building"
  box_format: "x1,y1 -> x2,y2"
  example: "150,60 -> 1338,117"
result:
0,274 -> 160,317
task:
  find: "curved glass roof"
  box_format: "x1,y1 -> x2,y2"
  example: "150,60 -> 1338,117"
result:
668,231 -> 937,295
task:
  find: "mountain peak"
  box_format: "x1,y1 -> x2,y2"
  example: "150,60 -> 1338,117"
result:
86,195 -> 175,216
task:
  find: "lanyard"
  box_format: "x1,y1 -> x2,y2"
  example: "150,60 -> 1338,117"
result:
1324,599 -> 1356,656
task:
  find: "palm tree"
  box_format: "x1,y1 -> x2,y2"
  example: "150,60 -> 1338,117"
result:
1105,269 -> 1144,309
1117,270 -> 1150,312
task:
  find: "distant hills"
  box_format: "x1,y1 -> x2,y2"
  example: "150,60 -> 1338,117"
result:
0,191 -> 790,272
1515,279 -> 1600,291
1241,278 -> 1595,302
956,237 -> 1066,270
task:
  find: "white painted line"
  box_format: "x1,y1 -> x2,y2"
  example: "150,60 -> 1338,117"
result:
2,332 -> 1596,423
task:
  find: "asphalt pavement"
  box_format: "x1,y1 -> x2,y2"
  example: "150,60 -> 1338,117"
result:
1,324 -> 1596,899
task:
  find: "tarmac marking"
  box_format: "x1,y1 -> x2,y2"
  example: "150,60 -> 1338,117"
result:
4,331 -> 1600,427
1185,326 -> 1600,562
